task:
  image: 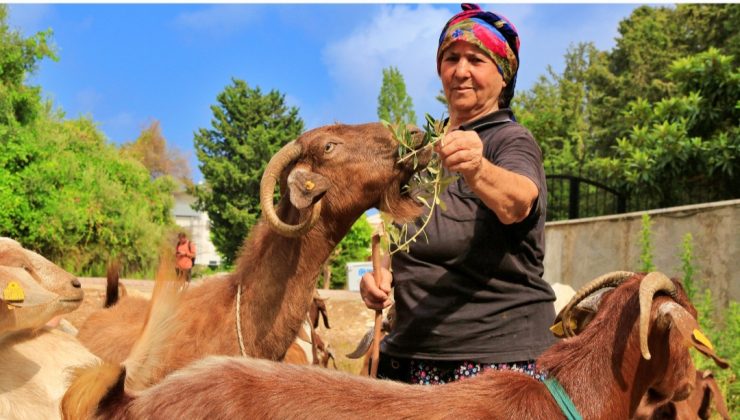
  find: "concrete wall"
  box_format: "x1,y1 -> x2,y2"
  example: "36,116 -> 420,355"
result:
543,199 -> 739,307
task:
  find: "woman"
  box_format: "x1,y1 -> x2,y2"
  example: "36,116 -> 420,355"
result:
360,3 -> 556,384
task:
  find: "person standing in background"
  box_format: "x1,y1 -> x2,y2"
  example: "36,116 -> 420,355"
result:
175,232 -> 196,282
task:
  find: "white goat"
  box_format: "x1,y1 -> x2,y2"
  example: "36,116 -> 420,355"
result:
0,238 -> 99,420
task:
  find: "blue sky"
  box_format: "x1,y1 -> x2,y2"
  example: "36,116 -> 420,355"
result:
7,3 -> 646,183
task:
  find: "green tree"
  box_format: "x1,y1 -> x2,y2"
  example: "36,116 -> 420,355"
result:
2,111 -> 177,276
0,5 -> 56,127
377,66 -> 417,125
674,4 -> 740,67
193,79 -> 304,264
1,6 -> 176,277
593,48 -> 739,207
609,6 -> 685,103
515,43 -> 612,166
324,215 -> 373,289
515,4 -> 738,213
22,115 -> 176,275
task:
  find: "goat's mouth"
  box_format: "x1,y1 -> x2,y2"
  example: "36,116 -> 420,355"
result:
57,298 -> 83,311
59,297 -> 83,303
396,132 -> 434,179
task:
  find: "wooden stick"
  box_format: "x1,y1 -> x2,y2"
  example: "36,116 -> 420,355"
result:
369,232 -> 383,378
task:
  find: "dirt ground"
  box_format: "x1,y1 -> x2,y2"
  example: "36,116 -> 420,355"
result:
65,278 -> 375,374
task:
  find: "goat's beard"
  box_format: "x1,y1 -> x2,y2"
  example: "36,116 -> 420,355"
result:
378,179 -> 425,223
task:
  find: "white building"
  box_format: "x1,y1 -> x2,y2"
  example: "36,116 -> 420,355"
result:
173,191 -> 221,267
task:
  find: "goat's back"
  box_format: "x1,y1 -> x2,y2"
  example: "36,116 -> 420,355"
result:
120,356 -> 560,420
77,295 -> 149,363
1,328 -> 99,420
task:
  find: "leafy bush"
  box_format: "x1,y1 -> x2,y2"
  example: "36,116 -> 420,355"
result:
679,234 -> 738,416
2,113 -> 177,277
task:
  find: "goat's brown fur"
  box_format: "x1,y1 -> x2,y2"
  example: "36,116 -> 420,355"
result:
76,123 -> 428,384
283,293 -> 334,367
633,370 -> 731,420
64,273 -> 729,419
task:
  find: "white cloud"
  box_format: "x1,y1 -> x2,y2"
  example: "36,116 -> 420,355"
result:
320,4 -> 452,126
173,5 -> 259,38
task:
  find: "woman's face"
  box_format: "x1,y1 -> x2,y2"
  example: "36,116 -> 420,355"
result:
440,42 -> 506,125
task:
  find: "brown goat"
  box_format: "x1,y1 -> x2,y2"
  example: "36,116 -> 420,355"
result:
633,369 -> 731,420
283,292 -> 336,368
63,272 -> 729,419
75,123 -> 429,385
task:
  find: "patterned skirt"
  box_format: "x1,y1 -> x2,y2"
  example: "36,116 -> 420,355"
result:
377,354 -> 547,385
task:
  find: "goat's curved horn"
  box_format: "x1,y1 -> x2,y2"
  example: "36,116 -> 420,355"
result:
556,271 -> 635,337
639,272 -> 678,360
259,142 -> 322,237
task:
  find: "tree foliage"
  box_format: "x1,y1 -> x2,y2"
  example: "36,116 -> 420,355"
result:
324,215 -> 373,290
377,66 -> 417,125
1,6 -> 176,276
193,79 -> 304,264
120,120 -> 192,187
0,5 -> 56,127
515,4 -> 739,212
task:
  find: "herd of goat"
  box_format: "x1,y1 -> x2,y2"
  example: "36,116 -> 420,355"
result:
0,122 -> 732,419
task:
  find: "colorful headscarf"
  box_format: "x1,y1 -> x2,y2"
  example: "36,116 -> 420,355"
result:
437,3 -> 520,106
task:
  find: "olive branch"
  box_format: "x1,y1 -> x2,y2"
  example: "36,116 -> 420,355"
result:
380,114 -> 457,255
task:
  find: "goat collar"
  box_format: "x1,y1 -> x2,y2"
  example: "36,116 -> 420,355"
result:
236,283 -> 246,356
543,377 -> 582,420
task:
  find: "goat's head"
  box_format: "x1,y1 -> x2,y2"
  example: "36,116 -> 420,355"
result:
260,123 -> 431,237
309,292 -> 330,329
0,264 -> 80,337
637,273 -> 728,404
551,272 -> 728,411
0,238 -> 83,314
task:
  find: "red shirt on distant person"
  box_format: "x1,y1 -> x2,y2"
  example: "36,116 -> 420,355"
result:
176,233 -> 196,271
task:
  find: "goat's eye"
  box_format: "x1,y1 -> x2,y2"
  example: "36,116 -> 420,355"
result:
324,143 -> 336,154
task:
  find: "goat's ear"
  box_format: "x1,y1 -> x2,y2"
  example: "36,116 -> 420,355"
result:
550,287 -> 614,338
320,307 -> 330,329
659,302 -> 730,369
287,169 -> 331,209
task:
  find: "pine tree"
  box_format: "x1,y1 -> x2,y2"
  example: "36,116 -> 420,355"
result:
377,66 -> 417,125
193,79 -> 304,264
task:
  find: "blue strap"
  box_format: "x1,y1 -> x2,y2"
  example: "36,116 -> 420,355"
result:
544,378 -> 583,420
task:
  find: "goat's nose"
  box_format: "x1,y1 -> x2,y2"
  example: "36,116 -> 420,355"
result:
71,278 -> 81,288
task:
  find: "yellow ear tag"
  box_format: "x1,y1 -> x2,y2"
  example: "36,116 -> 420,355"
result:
305,180 -> 315,191
550,319 -> 578,337
550,321 -> 565,337
3,281 -> 25,303
692,329 -> 714,350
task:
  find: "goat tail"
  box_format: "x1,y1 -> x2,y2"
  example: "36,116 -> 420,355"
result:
104,259 -> 121,308
61,362 -> 129,420
122,248 -> 187,391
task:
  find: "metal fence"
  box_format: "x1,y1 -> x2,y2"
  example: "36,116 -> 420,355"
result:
546,174 -> 625,221
544,163 -> 734,221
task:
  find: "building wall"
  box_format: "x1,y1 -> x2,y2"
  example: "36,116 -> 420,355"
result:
544,199 -> 739,307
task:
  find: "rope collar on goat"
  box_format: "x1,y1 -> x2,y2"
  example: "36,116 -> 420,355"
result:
544,377 -> 583,420
236,283 -> 246,357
